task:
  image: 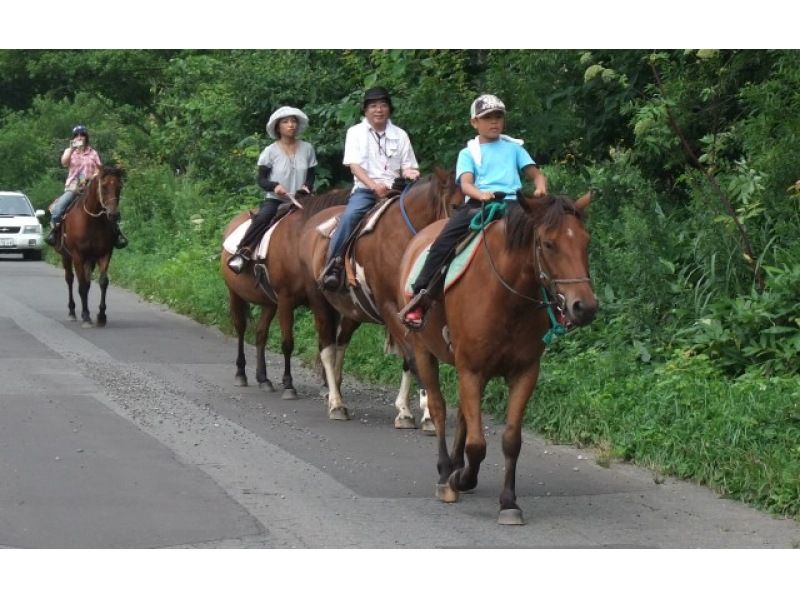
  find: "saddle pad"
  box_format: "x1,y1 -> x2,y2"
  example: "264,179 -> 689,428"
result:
403,224 -> 492,298
222,216 -> 284,259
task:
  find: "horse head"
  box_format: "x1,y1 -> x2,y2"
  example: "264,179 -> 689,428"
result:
516,191 -> 598,327
91,166 -> 124,222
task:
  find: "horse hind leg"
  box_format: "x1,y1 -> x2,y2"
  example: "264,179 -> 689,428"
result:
393,364 -> 417,429
229,291 -> 250,386
254,304 -> 276,392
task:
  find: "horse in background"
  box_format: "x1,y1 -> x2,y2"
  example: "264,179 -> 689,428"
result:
298,168 -> 463,426
55,166 -> 124,327
220,188 -> 350,398
396,192 -> 597,524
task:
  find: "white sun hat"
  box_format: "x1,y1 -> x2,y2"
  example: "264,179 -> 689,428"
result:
266,106 -> 309,139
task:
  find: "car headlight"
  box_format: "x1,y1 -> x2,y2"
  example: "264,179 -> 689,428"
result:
23,224 -> 42,234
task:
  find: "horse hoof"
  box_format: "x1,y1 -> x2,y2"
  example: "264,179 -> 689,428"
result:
436,483 -> 459,503
497,509 -> 525,525
329,406 -> 350,421
420,418 -> 436,435
394,415 -> 417,429
258,380 -> 276,392
281,388 -> 298,400
234,376 -> 248,387
68,314 -> 77,322
81,321 -> 93,329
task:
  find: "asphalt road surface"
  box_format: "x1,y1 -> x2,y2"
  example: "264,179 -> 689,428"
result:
1,255 -> 798,548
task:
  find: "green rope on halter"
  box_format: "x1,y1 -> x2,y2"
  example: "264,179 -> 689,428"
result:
541,286 -> 568,345
469,200 -> 507,231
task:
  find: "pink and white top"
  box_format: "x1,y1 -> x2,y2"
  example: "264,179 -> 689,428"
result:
62,147 -> 102,191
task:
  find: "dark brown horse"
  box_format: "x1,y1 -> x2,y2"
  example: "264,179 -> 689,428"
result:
298,168 -> 462,425
56,166 -> 124,327
396,192 -> 597,524
220,188 -> 350,397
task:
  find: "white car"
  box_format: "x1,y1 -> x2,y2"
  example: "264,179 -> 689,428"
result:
0,191 -> 45,261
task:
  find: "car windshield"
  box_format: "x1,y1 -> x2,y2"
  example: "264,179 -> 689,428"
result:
0,195 -> 34,216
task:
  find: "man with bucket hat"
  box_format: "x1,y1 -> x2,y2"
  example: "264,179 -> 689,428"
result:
320,86 -> 420,290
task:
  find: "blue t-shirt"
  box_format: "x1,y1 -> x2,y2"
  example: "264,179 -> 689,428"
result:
455,138 -> 535,200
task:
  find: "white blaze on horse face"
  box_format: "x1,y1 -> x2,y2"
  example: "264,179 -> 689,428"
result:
566,227 -> 575,238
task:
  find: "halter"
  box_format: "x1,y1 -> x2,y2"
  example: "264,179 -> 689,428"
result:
476,200 -> 592,344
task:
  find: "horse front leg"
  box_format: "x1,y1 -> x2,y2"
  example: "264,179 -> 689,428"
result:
62,255 -> 76,321
449,368 -> 487,496
277,299 -> 297,399
497,363 -> 541,526
75,259 -> 93,327
96,256 -> 111,327
255,303 -> 277,392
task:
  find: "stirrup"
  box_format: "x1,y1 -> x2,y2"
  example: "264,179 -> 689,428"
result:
227,253 -> 249,274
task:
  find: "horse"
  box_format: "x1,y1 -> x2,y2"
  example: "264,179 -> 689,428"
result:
298,168 -> 463,426
55,166 -> 124,328
395,192 -> 597,525
220,188 -> 350,398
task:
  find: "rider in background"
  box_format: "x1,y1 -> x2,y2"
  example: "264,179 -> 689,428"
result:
227,106 -> 317,274
400,94 -> 547,328
46,124 -> 128,249
320,86 -> 420,291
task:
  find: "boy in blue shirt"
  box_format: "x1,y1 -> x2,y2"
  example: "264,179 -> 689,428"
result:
400,94 -> 548,328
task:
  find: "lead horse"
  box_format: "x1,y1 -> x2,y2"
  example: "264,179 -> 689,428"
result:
396,192 -> 597,524
220,188 -> 350,397
56,166 -> 124,327
299,168 -> 462,426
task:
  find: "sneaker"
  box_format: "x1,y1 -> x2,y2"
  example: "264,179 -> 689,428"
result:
402,305 -> 425,327
227,254 -> 247,274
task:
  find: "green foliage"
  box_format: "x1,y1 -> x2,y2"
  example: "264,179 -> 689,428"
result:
5,49 -> 800,520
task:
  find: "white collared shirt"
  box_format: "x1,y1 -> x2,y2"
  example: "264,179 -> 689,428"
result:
342,118 -> 418,189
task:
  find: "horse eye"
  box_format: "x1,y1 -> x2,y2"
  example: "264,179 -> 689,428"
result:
543,240 -> 556,251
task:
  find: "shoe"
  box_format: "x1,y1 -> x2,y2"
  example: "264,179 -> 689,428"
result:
402,306 -> 425,327
227,253 -> 247,274
321,258 -> 343,291
45,225 -> 59,247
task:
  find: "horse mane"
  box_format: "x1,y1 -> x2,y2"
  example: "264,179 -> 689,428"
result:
504,194 -> 582,251
296,187 -> 351,220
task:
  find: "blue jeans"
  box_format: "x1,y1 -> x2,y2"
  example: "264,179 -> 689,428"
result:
50,190 -> 76,225
326,188 -> 376,261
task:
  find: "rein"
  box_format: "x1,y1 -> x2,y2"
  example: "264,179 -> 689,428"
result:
398,176 -> 452,235
82,177 -> 112,218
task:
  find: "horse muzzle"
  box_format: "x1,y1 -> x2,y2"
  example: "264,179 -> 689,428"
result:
563,292 -> 598,327
108,211 -> 121,223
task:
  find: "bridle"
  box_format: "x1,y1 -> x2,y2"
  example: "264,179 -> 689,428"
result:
82,175 -> 118,219
480,203 -> 592,308
398,177 -> 452,235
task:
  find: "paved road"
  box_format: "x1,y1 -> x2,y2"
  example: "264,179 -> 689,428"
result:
1,255 -> 798,548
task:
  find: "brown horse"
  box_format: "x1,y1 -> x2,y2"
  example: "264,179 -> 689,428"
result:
396,192 -> 597,524
56,166 -> 124,327
220,188 -> 350,397
298,168 -> 462,425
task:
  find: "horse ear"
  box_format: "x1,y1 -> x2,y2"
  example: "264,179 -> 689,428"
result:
434,166 -> 449,185
574,191 -> 592,214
